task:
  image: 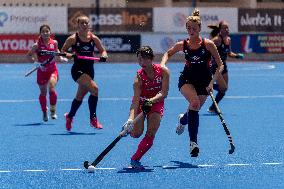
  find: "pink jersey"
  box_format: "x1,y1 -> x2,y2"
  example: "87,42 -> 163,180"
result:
36,37 -> 57,72
138,64 -> 163,100
137,64 -> 164,116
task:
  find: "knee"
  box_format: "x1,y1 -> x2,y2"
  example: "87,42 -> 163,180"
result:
130,132 -> 142,138
219,86 -> 227,94
190,99 -> 200,111
91,86 -> 99,96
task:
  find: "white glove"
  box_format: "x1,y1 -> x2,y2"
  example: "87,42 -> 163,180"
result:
34,62 -> 45,71
121,119 -> 134,137
60,56 -> 68,62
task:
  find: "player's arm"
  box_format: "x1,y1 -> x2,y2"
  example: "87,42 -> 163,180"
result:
93,34 -> 108,62
61,35 -> 76,59
160,41 -> 183,67
227,37 -> 244,59
26,43 -> 38,62
149,66 -> 170,104
128,74 -> 142,120
206,39 -> 224,91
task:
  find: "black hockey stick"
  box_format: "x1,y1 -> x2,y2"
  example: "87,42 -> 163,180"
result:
84,112 -> 144,169
39,50 -> 101,61
24,55 -> 55,77
209,91 -> 235,154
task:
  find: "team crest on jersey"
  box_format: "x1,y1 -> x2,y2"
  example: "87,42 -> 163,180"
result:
83,46 -> 90,51
192,56 -> 200,61
155,76 -> 162,84
49,44 -> 54,49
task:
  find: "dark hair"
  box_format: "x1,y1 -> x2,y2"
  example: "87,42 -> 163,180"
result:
136,46 -> 154,60
39,24 -> 51,33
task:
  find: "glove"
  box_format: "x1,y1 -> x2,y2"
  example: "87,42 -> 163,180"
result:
99,56 -> 108,62
34,62 -> 45,71
235,53 -> 244,59
141,99 -> 152,114
121,119 -> 134,137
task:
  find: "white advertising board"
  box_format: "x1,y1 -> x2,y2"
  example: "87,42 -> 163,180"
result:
153,7 -> 238,33
0,7 -> 67,34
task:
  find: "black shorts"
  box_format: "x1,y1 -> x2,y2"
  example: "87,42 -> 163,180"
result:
71,65 -> 94,82
178,73 -> 211,95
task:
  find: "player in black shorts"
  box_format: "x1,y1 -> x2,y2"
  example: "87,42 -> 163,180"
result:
61,15 -> 108,132
207,21 -> 244,113
160,9 -> 224,157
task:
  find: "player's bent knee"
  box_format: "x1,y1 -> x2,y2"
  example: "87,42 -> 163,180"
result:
190,100 -> 200,110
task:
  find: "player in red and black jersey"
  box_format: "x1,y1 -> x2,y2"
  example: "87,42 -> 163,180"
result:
61,15 -> 108,132
160,9 -> 224,157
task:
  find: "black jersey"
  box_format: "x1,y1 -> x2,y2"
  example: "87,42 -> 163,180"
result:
72,33 -> 96,69
70,33 -> 97,81
182,38 -> 212,84
217,36 -> 231,63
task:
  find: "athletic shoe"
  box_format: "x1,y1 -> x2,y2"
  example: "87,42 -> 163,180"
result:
50,105 -> 58,119
190,141 -> 199,157
207,106 -> 217,114
43,111 -> 48,122
64,113 -> 73,131
90,117 -> 103,129
176,114 -> 186,135
130,159 -> 145,170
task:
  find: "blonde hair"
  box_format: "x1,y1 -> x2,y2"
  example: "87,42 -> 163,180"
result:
77,15 -> 89,24
186,9 -> 201,27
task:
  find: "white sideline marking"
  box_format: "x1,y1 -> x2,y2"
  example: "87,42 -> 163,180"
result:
0,162 -> 282,173
1,95 -> 284,103
262,162 -> 282,165
23,169 -> 46,172
198,164 -> 215,167
0,170 -> 12,173
61,168 -> 82,171
226,163 -> 251,166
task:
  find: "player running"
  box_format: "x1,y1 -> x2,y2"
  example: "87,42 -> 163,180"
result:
121,46 -> 170,169
26,24 -> 63,122
207,21 -> 244,113
160,9 -> 224,157
61,15 -> 108,131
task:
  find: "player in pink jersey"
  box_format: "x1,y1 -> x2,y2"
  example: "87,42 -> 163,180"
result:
121,46 -> 170,169
27,24 -> 63,122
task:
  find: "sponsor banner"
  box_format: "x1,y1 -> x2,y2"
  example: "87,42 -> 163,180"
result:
56,34 -> 140,53
231,34 -> 284,53
141,33 -> 208,54
239,9 -> 284,32
0,35 -> 38,54
153,7 -> 238,33
198,7 -> 238,33
68,8 -> 153,33
153,8 -> 190,33
0,7 -> 67,34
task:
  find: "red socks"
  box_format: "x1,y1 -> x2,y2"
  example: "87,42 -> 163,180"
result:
39,94 -> 47,112
131,135 -> 154,161
39,91 -> 57,112
49,90 -> 57,106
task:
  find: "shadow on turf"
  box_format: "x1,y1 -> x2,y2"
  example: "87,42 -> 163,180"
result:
14,122 -> 55,126
154,161 -> 199,169
50,132 -> 100,136
117,166 -> 154,173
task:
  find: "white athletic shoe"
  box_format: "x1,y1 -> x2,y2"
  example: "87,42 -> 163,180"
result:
176,114 -> 186,135
190,141 -> 199,157
50,105 -> 58,119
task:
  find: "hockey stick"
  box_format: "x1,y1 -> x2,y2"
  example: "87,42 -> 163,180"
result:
209,91 -> 235,154
24,56 -> 54,77
84,112 -> 144,170
39,50 -> 100,61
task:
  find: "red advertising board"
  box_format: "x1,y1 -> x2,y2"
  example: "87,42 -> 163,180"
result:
0,35 -> 38,54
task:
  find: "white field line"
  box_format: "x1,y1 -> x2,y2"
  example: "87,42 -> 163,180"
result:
0,162 -> 282,173
1,95 -> 284,103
